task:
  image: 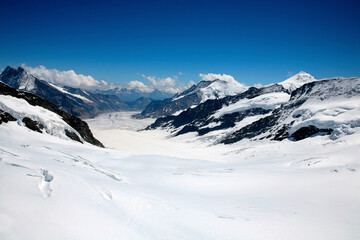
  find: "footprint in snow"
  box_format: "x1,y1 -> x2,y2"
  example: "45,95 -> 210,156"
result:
38,169 -> 53,198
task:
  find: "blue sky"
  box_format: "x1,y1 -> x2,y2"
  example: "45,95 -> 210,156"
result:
1,0 -> 359,90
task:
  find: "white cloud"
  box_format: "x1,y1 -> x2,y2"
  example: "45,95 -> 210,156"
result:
141,74 -> 181,93
187,80 -> 196,87
21,64 -> 107,90
127,80 -> 153,92
199,73 -> 249,93
199,73 -> 236,82
253,83 -> 264,88
20,64 -> 187,94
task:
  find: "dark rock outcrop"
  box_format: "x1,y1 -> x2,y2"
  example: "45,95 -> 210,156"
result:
22,117 -> 44,133
65,129 -> 82,143
290,125 -> 333,141
0,110 -> 16,124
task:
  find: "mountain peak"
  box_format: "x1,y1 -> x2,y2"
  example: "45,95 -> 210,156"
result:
279,71 -> 316,92
175,77 -> 248,102
1,66 -> 27,80
16,66 -> 26,73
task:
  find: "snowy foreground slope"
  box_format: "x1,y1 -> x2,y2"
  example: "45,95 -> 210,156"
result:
1,112 -> 358,240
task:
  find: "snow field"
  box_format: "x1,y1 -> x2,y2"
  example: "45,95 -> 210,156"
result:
0,111 -> 359,239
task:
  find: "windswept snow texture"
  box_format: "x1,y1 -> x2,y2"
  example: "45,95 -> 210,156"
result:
0,111 -> 359,240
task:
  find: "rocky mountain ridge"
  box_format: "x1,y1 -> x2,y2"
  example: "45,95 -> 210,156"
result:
146,75 -> 360,144
0,81 -> 104,147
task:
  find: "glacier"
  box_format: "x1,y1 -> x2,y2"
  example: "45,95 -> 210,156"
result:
1,110 -> 359,240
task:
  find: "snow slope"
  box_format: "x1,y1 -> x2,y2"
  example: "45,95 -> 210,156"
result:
0,95 -> 83,141
212,91 -> 290,118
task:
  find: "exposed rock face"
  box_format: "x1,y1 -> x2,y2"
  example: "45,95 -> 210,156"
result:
65,129 -> 82,143
290,125 -> 333,141
0,81 -> 104,147
22,117 -> 44,133
0,110 -> 16,124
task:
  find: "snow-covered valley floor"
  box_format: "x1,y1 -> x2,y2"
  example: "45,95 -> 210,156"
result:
1,111 -> 359,240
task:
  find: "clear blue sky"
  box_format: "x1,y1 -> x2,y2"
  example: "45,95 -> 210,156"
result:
1,0 -> 359,86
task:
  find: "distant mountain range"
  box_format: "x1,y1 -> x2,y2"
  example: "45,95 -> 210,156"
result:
93,87 -> 173,102
0,67 -> 159,117
146,72 -> 360,143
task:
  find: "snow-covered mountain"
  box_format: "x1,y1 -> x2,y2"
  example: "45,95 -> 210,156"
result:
147,75 -> 360,144
136,78 -> 248,118
0,67 -> 131,117
0,81 -> 103,147
174,77 -> 248,102
279,71 -> 317,92
147,84 -> 288,135
222,76 -> 360,143
94,87 -> 173,102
